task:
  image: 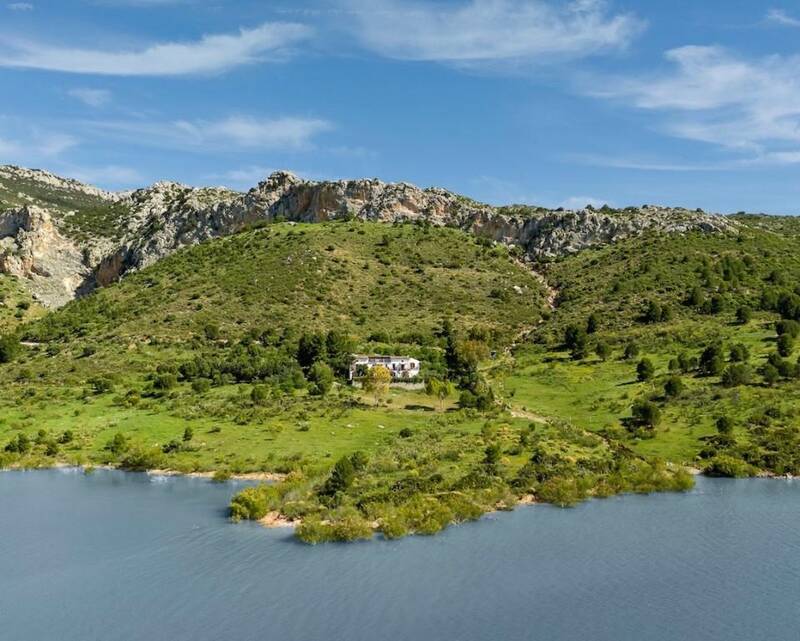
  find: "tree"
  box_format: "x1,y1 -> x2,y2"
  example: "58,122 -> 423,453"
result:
363,365 -> 391,405
325,330 -> 355,378
762,363 -> 780,386
0,334 -> 20,364
586,313 -> 600,334
686,286 -> 705,308
308,362 -> 334,396
425,377 -> 454,410
569,329 -> 588,360
776,319 -> 800,338
729,343 -> 750,363
595,341 -> 611,361
320,455 -> 356,498
699,344 -> 725,377
250,385 -> 269,405
637,358 -> 655,382
677,351 -> 696,373
624,342 -> 640,361
664,375 -> 684,398
642,300 -> 666,323
631,400 -> 661,428
296,332 -> 327,372
106,432 -> 128,455
716,415 -> 734,435
721,364 -> 752,388
483,444 -> 502,473
709,294 -> 726,315
736,306 -> 752,324
777,334 -> 794,358
183,426 -> 194,442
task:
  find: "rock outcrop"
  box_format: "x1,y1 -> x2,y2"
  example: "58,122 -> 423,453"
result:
0,166 -> 738,307
0,206 -> 90,307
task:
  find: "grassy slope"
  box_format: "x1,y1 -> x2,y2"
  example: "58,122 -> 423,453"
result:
0,170 -> 130,242
19,221 -> 545,379
5,214 -> 800,541
498,223 -> 800,468
0,221 -> 547,469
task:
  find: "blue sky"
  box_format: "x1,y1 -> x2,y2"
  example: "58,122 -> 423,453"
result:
2,1 -> 800,213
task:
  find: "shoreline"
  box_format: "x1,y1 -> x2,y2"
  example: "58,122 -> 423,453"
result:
1,461 -> 286,483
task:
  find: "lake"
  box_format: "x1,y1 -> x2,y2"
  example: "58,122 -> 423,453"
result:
1,469 -> 798,641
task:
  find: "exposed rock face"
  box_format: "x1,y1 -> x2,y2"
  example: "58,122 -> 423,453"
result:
0,206 -> 90,307
0,166 -> 738,307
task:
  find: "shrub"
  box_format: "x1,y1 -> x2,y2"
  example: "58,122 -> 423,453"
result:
191,378 -> 211,394
595,341 -> 611,361
704,455 -> 753,478
716,415 -> 735,435
729,343 -> 750,363
721,363 -> 752,387
699,344 -> 725,377
664,376 -> 684,398
631,400 -> 661,428
777,334 -> 794,358
636,358 -> 655,382
0,334 -> 20,364
735,306 -> 752,324
229,486 -> 270,521
623,342 -> 640,360
308,362 -> 334,396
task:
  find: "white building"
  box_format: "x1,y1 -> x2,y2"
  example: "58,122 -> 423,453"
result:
349,354 -> 421,381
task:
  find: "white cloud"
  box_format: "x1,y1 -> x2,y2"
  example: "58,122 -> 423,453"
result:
0,122 -> 78,163
588,45 -> 800,163
0,22 -> 312,76
82,115 -> 332,151
567,152 -> 730,172
68,88 -> 112,107
343,0 -> 643,66
7,3 -> 33,10
766,8 -> 800,27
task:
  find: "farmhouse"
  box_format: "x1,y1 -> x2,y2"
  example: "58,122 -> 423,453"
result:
349,354 -> 421,381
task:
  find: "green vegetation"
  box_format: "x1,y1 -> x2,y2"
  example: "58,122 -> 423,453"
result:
3,214 -> 800,543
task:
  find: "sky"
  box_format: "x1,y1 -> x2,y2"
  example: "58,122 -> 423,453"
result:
2,1 -> 800,213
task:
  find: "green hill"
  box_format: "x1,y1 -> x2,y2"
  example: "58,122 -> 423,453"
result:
2,207 -> 799,543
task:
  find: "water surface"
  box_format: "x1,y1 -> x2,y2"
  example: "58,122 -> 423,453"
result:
1,469 -> 798,641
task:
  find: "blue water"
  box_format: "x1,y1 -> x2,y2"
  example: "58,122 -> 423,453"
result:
1,470 -> 799,641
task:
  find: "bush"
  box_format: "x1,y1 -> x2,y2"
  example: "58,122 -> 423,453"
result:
595,341 -> 611,361
119,447 -> 164,471
716,415 -> 735,435
0,334 -> 20,364
623,342 -> 640,360
664,376 -> 684,398
721,363 -> 752,387
729,343 -> 750,363
308,362 -> 334,396
631,400 -> 661,428
229,486 -> 270,521
704,455 -> 753,478
191,378 -> 211,394
699,344 -> 725,377
777,334 -> 794,358
251,385 -> 269,405
735,306 -> 752,324
636,358 -> 655,382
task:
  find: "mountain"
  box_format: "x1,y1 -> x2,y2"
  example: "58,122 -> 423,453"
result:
1,165 -> 734,307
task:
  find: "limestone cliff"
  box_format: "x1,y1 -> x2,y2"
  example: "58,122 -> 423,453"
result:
0,165 -> 737,307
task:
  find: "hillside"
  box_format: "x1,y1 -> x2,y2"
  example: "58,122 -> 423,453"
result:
0,165 -> 732,308
1,165 -> 799,543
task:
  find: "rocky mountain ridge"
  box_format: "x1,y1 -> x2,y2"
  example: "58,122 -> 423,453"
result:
0,165 -> 737,307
